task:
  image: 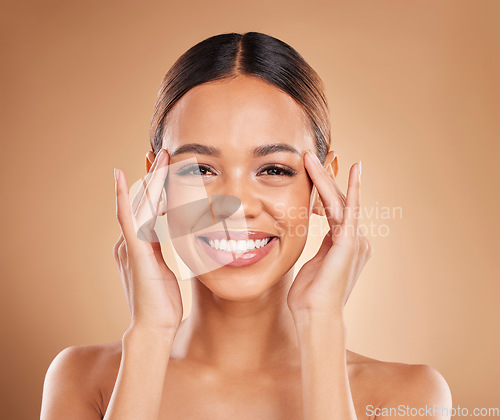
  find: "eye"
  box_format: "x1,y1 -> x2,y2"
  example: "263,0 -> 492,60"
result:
176,164 -> 215,177
258,164 -> 297,177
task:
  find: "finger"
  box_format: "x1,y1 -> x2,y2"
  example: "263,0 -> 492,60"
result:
358,235 -> 373,259
340,162 -> 361,238
112,234 -> 125,262
330,174 -> 347,208
325,159 -> 347,208
313,228 -> 334,261
312,166 -> 346,218
131,149 -> 167,213
134,149 -> 170,241
136,149 -> 169,218
114,168 -> 137,244
142,149 -> 170,218
304,151 -> 345,226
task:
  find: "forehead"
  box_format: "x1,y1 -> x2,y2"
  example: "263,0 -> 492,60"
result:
163,75 -> 314,154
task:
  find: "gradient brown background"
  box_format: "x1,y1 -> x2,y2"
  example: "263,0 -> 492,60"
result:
1,0 -> 499,418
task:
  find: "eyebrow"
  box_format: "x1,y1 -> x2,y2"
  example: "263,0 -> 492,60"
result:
254,143 -> 301,157
170,143 -> 221,158
170,143 -> 301,158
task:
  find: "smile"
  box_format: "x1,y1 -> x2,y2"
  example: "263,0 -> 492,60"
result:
202,237 -> 273,253
196,230 -> 279,267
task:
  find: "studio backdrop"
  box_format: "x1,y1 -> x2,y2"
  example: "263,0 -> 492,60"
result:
1,1 -> 499,419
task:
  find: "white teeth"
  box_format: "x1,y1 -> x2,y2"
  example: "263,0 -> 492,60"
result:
254,238 -> 270,249
207,237 -> 273,252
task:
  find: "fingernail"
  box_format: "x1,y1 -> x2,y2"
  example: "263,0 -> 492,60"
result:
159,148 -> 168,162
114,168 -> 119,182
307,150 -> 321,165
358,161 -> 362,180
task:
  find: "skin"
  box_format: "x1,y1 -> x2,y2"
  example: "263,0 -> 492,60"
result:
40,75 -> 452,419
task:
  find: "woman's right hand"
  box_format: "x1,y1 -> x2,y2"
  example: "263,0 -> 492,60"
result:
112,148 -> 183,334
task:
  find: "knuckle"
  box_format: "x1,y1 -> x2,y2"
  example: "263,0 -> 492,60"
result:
359,236 -> 373,258
112,241 -> 129,264
367,241 -> 374,257
118,242 -> 128,260
112,238 -> 124,261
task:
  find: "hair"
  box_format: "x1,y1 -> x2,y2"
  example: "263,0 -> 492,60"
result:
149,31 -> 331,164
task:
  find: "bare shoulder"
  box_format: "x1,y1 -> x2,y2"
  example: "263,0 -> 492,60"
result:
347,351 -> 452,418
41,341 -> 122,419
47,340 -> 122,385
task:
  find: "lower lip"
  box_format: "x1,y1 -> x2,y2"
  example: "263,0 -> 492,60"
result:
197,237 -> 278,268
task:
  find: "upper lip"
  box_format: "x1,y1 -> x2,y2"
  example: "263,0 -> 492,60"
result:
197,230 -> 278,241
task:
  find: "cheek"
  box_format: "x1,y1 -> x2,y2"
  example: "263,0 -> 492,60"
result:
165,180 -> 209,240
269,181 -> 313,239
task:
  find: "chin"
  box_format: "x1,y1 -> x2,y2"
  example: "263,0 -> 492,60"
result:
196,269 -> 283,302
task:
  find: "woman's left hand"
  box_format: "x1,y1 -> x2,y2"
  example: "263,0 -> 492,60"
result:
287,152 -> 373,320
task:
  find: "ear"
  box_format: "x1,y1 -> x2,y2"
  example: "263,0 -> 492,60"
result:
145,150 -> 168,216
311,150 -> 339,216
145,150 -> 155,173
325,150 -> 339,179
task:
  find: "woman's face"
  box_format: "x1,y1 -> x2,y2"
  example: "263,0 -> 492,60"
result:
163,75 -> 316,301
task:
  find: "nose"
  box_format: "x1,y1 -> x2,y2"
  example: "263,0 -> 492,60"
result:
211,175 -> 263,221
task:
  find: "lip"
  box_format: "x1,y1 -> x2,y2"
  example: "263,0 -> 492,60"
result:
196,231 -> 279,268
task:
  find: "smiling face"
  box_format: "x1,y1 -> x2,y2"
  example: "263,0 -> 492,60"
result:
162,75 -> 316,301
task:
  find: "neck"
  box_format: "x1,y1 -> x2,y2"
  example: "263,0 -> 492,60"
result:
172,269 -> 301,373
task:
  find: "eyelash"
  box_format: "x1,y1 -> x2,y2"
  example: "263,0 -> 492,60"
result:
176,164 -> 297,177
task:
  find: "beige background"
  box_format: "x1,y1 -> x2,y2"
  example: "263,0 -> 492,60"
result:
1,0 -> 499,418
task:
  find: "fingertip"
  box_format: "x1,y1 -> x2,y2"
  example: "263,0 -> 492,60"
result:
306,150 -> 321,165
155,149 -> 170,173
163,149 -> 170,165
347,163 -> 357,185
160,148 -> 170,160
114,168 -> 131,196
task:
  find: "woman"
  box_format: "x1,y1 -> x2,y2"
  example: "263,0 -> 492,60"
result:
41,32 -> 452,419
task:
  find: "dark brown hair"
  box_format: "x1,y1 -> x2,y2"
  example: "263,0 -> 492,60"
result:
149,32 -> 331,163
